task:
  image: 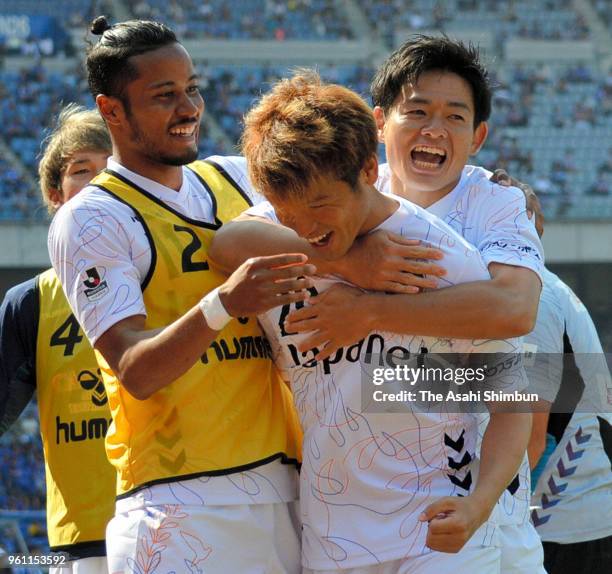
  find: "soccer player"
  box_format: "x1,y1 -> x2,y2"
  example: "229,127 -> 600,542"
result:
211,71 -> 532,573
280,37 -> 546,574
526,263 -> 612,571
0,105 -> 114,574
48,18 -> 315,573
208,37 -> 545,573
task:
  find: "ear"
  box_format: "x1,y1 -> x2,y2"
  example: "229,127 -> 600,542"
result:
96,94 -> 125,127
470,121 -> 489,155
47,188 -> 64,210
373,106 -> 386,144
361,153 -> 379,185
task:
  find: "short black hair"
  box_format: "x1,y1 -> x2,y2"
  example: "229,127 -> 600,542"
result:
371,35 -> 492,127
86,16 -> 177,103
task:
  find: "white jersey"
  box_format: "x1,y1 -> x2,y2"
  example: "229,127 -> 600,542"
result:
377,163 -> 545,280
378,163 -> 545,528
47,155 -> 295,507
527,267 -> 612,544
48,155 -> 257,346
250,196 -> 526,569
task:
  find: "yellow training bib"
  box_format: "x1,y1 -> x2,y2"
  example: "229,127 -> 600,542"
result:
36,268 -> 115,553
90,160 -> 301,496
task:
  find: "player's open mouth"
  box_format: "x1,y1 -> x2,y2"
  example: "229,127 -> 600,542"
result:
410,145 -> 447,170
306,231 -> 332,247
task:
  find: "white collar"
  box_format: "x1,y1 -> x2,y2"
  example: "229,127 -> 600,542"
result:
106,157 -> 189,198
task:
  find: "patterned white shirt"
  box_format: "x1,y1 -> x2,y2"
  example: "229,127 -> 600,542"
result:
250,196 -> 525,569
527,268 -> 612,543
48,155 -> 296,506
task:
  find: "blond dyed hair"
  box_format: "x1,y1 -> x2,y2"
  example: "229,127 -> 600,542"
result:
241,70 -> 378,198
38,104 -> 111,213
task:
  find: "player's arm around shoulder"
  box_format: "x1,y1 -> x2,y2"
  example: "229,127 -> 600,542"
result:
203,155 -> 315,274
94,253 -> 316,400
470,174 -> 545,336
49,190 -> 315,400
209,209 -> 302,273
485,262 -> 541,335
211,207 -> 445,292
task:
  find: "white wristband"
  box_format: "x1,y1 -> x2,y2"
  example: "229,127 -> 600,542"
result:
199,287 -> 232,331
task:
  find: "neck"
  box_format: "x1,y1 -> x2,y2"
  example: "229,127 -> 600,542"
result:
389,172 -> 460,208
112,149 -> 184,191
359,184 -> 400,234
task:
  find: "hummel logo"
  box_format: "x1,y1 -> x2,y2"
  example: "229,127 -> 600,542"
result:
78,368 -> 107,406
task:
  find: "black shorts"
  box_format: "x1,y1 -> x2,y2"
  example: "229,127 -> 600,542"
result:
543,535 -> 612,574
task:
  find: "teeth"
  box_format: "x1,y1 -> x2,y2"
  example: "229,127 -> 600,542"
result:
307,232 -> 329,244
170,125 -> 196,136
414,160 -> 441,168
414,145 -> 446,156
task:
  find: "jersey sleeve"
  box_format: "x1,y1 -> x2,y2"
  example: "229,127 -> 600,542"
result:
47,190 -> 148,346
0,278 -> 38,435
555,275 -> 612,412
470,181 -> 545,282
523,279 -> 565,403
205,155 -> 267,206
243,200 -> 281,224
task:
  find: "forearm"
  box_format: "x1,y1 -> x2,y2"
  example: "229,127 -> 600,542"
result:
210,219 -> 336,274
97,253 -> 314,400
97,307 -> 220,400
363,278 -> 536,339
472,409 -> 532,512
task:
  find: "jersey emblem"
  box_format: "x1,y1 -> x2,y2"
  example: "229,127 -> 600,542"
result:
83,267 -> 109,301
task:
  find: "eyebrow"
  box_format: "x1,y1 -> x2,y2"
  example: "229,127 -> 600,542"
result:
308,193 -> 331,203
66,158 -> 90,167
147,74 -> 200,90
405,96 -> 471,111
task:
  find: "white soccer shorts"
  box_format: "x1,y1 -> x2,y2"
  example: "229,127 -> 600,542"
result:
107,500 -> 301,573
50,556 -> 107,574
303,546 -> 501,574
499,522 -> 546,573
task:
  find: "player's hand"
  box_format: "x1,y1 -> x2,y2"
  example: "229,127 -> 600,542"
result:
285,283 -> 370,359
490,169 -> 544,237
418,495 -> 491,553
340,230 -> 445,293
219,253 -> 315,317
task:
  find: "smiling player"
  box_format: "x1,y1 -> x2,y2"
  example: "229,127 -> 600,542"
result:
49,17 -> 315,573
211,71 -> 532,574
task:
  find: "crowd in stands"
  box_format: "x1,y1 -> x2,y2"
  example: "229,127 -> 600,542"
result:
0,157 -> 34,220
0,0 -> 115,57
198,62 -> 373,145
0,0 -> 609,221
357,0 -> 590,47
128,0 -> 352,41
0,57 -> 610,222
0,403 -> 48,554
0,404 -> 45,513
477,63 -> 612,217
0,64 -> 90,220
592,0 -> 611,28
0,0 -> 601,50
